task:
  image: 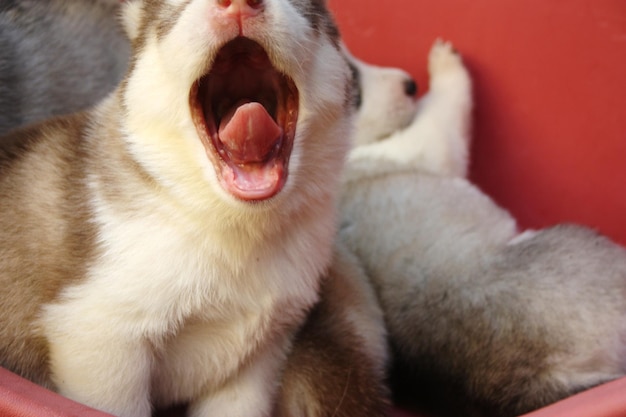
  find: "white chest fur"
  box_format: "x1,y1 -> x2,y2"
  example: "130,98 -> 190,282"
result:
39,183 -> 327,415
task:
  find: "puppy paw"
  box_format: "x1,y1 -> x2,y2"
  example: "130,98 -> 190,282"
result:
428,38 -> 464,76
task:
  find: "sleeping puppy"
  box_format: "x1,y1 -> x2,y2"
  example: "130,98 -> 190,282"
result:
0,1 -> 388,416
341,40 -> 626,416
0,0 -> 129,136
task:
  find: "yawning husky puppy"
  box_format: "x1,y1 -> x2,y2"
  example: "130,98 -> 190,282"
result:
0,0 -> 129,136
342,40 -> 626,416
0,1 -> 388,416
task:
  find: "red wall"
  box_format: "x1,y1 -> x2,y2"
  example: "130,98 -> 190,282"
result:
329,0 -> 626,246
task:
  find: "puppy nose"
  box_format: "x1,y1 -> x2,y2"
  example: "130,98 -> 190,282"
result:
217,0 -> 264,17
404,78 -> 418,97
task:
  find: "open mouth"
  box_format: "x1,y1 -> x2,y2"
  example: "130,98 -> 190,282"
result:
190,37 -> 299,202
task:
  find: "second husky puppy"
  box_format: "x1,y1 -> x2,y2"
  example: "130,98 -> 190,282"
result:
0,1 -> 388,416
342,41 -> 626,416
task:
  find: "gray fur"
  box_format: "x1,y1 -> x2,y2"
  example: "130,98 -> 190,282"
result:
0,0 -> 129,136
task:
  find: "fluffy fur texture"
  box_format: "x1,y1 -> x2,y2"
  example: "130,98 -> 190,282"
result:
0,0 -> 129,136
341,40 -> 626,416
342,46 -> 418,147
0,1 -> 388,416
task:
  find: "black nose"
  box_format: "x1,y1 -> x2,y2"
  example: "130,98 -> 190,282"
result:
404,78 -> 418,97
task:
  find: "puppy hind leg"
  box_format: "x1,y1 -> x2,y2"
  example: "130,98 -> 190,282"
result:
276,243 -> 389,417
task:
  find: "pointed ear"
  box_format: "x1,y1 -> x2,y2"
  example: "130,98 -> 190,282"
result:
119,0 -> 143,42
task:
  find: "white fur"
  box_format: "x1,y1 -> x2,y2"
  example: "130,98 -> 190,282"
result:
343,46 -> 418,147
37,1 -> 353,416
349,39 -> 472,177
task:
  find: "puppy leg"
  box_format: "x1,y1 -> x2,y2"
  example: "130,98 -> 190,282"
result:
151,317 -> 293,417
187,344 -> 288,417
276,242 -> 389,417
415,39 -> 473,177
348,40 -> 472,178
45,324 -> 152,417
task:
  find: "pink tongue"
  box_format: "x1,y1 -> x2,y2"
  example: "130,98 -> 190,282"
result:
218,101 -> 282,163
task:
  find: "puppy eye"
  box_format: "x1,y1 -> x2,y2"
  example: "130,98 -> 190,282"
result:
347,61 -> 363,110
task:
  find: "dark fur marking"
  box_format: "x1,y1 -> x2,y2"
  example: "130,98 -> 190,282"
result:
154,0 -> 192,41
347,60 -> 362,110
287,0 -> 341,46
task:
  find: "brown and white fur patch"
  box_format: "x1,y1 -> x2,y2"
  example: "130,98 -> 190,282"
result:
0,1 -> 388,416
341,40 -> 626,416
